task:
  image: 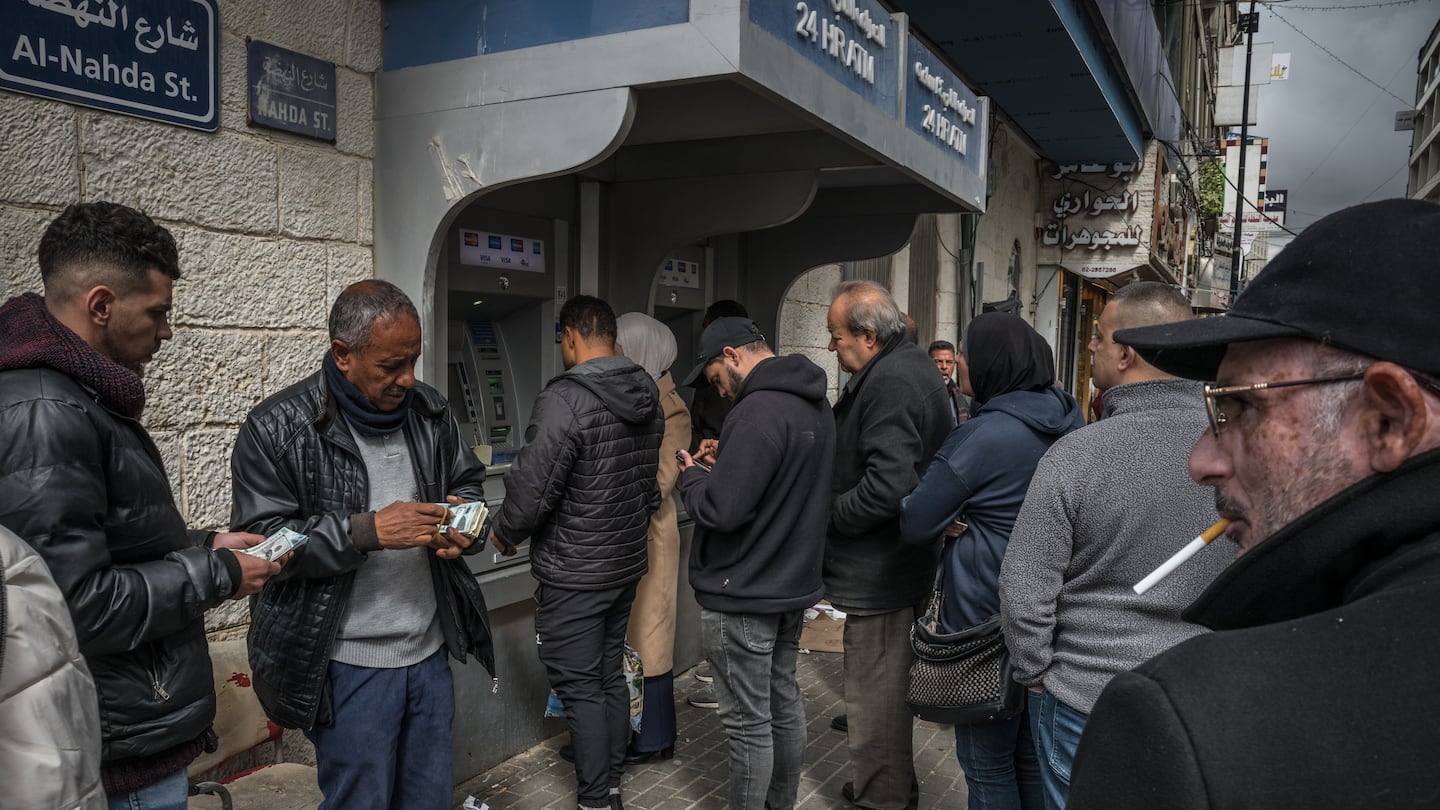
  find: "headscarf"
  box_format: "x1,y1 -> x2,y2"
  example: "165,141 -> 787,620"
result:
962,312 -> 1056,405
616,312 -> 678,380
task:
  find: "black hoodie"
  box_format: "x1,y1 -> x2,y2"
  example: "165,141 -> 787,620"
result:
680,353 -> 836,613
496,355 -> 664,590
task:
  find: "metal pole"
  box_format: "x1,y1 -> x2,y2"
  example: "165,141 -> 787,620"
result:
1230,0 -> 1257,299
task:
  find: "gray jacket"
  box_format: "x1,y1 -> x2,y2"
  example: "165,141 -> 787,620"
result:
0,524 -> 105,809
998,378 -> 1231,714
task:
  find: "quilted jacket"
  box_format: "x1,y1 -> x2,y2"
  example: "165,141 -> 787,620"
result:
495,355 -> 664,590
0,524 -> 106,809
230,369 -> 491,730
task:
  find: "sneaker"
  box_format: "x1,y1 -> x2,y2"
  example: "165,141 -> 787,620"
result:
687,683 -> 719,709
694,665 -> 713,684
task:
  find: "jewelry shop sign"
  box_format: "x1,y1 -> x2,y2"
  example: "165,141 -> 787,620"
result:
2,0 -> 219,131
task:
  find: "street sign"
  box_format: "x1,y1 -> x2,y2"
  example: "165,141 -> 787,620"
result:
1239,13 -> 1260,34
1396,110 -> 1417,132
1,0 -> 219,131
246,40 -> 336,142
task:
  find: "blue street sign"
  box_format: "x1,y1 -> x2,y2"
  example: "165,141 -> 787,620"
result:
1,0 -> 219,131
247,40 -> 336,142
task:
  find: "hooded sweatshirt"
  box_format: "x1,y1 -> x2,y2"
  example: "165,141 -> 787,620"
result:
496,355 -> 665,590
900,386 -> 1084,630
680,354 -> 837,614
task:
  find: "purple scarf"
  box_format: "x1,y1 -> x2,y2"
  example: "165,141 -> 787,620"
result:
0,293 -> 146,417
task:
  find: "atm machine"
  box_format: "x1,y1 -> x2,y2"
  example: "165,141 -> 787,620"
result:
446,319 -> 522,469
439,208 -> 562,606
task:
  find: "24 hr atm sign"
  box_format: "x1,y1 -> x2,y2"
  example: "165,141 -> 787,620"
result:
2,0 -> 218,131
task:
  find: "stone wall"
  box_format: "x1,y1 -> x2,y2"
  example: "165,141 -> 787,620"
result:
0,0 -> 383,632
777,263 -> 843,403
973,122 -> 1042,319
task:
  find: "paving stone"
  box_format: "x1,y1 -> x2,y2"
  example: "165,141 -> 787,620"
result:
452,647 -> 970,808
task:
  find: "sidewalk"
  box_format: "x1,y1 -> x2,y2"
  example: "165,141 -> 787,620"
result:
453,647 -> 970,809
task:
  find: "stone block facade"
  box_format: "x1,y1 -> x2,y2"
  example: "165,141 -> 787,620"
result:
0,0 -> 381,633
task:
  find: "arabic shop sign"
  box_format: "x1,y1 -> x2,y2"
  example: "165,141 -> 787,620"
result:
3,0 -> 219,131
905,35 -> 982,175
247,40 -> 335,142
750,0 -> 899,116
1039,158 -> 1147,255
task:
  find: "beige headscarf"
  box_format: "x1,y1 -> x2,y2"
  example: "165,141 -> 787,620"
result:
616,312 -> 678,379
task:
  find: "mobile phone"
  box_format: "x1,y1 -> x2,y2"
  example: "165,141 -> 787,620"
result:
676,449 -> 712,471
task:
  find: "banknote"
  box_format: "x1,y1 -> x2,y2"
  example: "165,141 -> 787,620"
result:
438,500 -> 490,540
239,527 -> 309,562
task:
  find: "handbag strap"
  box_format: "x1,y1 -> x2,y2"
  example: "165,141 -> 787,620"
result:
920,563 -> 945,632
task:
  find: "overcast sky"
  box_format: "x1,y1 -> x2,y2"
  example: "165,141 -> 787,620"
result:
1249,0 -> 1438,250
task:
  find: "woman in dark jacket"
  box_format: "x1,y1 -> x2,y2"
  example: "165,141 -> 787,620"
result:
900,313 -> 1084,810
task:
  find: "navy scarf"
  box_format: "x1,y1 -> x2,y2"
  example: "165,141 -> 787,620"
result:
323,351 -> 413,436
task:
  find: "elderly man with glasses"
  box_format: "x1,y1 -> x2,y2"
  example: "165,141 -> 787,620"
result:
1066,199 -> 1440,810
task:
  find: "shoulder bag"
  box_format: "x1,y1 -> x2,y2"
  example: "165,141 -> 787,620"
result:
906,577 -> 1025,725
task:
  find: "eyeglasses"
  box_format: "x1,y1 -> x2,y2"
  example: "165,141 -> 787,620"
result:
1204,369 -> 1440,437
1202,374 -> 1366,437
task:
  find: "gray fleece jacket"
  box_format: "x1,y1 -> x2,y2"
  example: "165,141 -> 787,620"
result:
998,378 -> 1232,714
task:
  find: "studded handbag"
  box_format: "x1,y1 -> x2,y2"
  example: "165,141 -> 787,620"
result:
905,581 -> 1025,725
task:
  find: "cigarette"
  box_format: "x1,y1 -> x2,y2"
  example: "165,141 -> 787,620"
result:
1132,519 -> 1231,595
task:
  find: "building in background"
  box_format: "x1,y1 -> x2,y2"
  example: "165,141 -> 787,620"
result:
0,0 -> 1240,781
1408,18 -> 1440,202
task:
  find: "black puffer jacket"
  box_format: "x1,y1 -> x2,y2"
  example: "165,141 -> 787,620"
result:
495,356 -> 664,590
0,366 -> 235,764
230,370 -> 491,730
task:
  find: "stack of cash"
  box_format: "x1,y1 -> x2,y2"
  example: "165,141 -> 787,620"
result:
440,500 -> 490,540
239,527 -> 309,561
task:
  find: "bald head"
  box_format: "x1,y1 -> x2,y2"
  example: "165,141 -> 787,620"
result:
1091,282 -> 1193,389
1107,282 -> 1193,332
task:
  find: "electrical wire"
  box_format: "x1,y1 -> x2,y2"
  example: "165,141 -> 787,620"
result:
1267,6 -> 1414,105
1288,57 -> 1412,195
1280,0 -> 1427,9
1359,162 -> 1410,200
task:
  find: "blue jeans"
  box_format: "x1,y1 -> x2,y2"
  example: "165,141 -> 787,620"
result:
1027,690 -> 1088,810
953,702 -> 1044,810
303,647 -> 455,810
701,608 -> 806,810
107,768 -> 187,810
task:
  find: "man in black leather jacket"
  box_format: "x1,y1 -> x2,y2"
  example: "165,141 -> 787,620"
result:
231,280 -> 493,810
490,295 -> 663,810
0,202 -> 279,806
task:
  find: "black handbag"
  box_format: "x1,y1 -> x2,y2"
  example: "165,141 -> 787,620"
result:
906,582 -> 1025,725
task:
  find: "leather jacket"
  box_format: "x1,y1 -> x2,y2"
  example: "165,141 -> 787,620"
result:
0,366 -> 236,763
230,370 -> 492,730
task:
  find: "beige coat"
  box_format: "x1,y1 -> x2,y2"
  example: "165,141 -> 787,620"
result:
627,371 -> 692,675
0,525 -> 105,809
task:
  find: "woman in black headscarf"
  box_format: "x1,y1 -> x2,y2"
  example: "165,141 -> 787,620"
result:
899,313 -> 1085,810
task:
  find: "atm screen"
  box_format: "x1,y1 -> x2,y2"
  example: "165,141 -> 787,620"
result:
486,371 -> 505,395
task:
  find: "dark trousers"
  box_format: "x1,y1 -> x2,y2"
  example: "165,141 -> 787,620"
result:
843,606 -> 922,810
535,582 -> 637,808
303,647 -> 455,810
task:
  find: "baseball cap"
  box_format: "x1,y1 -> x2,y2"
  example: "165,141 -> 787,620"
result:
681,317 -> 767,387
1113,199 -> 1440,381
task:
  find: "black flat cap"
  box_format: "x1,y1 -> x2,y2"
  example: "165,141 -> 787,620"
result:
1114,199 -> 1440,380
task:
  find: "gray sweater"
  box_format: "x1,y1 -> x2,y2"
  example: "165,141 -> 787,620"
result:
998,378 -> 1231,714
